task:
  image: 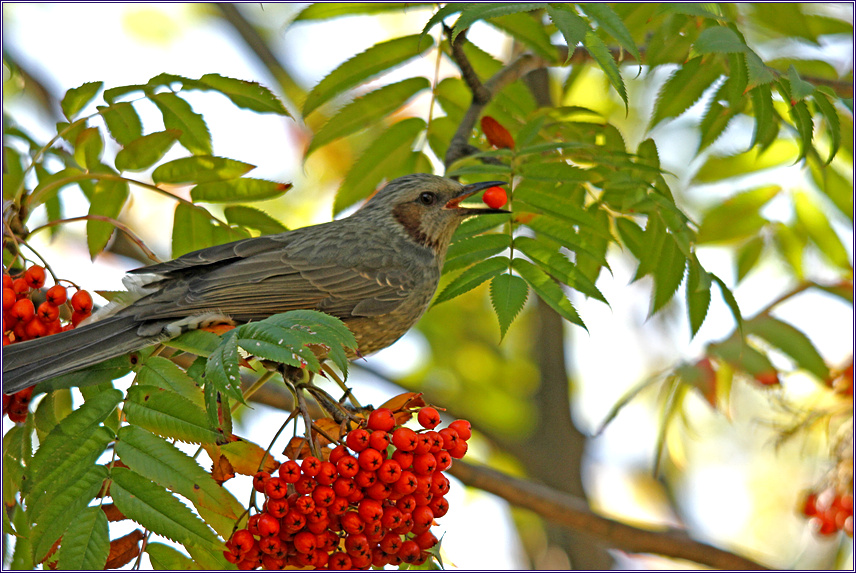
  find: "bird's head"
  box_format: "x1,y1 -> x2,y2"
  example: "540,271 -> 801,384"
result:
358,174 -> 508,255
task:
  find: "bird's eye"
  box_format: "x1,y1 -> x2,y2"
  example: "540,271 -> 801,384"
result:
418,192 -> 436,205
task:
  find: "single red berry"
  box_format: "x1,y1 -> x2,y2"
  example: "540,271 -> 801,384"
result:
392,427 -> 419,452
312,485 -> 335,507
336,455 -> 359,478
358,498 -> 384,523
257,512 -> 280,537
329,444 -> 349,463
392,449 -> 414,469
449,419 -> 472,440
71,290 -> 93,314
413,530 -> 438,550
367,407 -> 396,431
354,469 -> 377,489
399,539 -> 422,563
71,310 -> 88,327
264,477 -> 288,499
10,299 -> 35,322
278,460 -> 301,483
431,471 -> 451,496
340,511 -> 365,535
328,551 -> 353,571
293,530 -> 317,554
448,440 -> 469,459
45,285 -> 67,306
482,186 -> 508,209
253,471 -> 270,492
418,407 -> 441,429
247,513 -> 261,536
412,453 -> 437,476
378,459 -> 403,484
230,529 -> 256,555
380,532 -> 403,555
266,496 -> 289,518
369,430 -> 390,450
358,447 -> 384,471
3,288 -> 16,310
316,461 -> 338,485
295,475 -> 317,495
37,301 -> 60,323
366,480 -> 392,500
25,318 -> 48,339
301,455 -> 321,477
394,471 -> 418,495
435,450 -> 453,471
11,277 -> 30,295
346,428 -> 371,452
333,476 -> 356,497
344,532 -> 370,556
2,274 -> 11,289
258,535 -> 282,555
429,495 -> 449,517
24,266 -> 46,289
282,509 -> 307,533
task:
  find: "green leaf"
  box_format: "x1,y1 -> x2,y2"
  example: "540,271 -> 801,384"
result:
744,49 -> 777,88
786,65 -> 815,101
333,118 -> 425,214
98,102 -> 143,146
223,205 -> 287,235
197,73 -> 289,115
514,236 -> 607,304
86,173 -> 130,258
10,504 -> 33,568
452,213 -> 509,240
443,234 -> 512,274
686,256 -> 711,337
809,161 -> 852,221
137,357 -> 206,408
296,2 -> 432,21
649,232 -> 687,316
512,258 -> 586,330
30,465 -> 107,564
812,91 -> 841,164
650,57 -> 723,128
489,13 -> 558,61
303,34 -> 434,117
490,273 -> 529,340
711,273 -> 743,334
115,426 -> 242,538
164,329 -> 223,359
152,156 -> 256,184
527,215 -> 610,270
693,26 -> 747,55
745,316 -> 829,381
547,4 -> 589,62
698,101 -> 737,152
172,203 -> 220,258
146,543 -> 201,570
110,467 -> 222,550
205,330 -> 244,408
749,84 -> 777,151
61,81 -> 103,120
34,355 -> 134,395
452,3 -> 545,42
696,185 -> 779,243
736,236 -> 765,282
582,30 -> 627,110
789,99 -> 814,161
434,256 -> 508,305
579,3 -> 641,61
709,335 -> 775,379
114,130 -> 181,172
517,161 -> 587,182
74,127 -> 104,171
58,507 -> 109,570
772,222 -> 806,278
124,385 -> 224,444
307,77 -> 430,156
514,185 -> 608,239
150,92 -> 212,155
793,191 -> 850,270
695,139 -> 799,183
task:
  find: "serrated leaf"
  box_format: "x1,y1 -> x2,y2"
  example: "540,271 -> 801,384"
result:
490,273 -> 529,340
788,99 -> 814,161
711,273 -> 743,334
813,91 -> 841,164
74,127 -> 104,171
303,35 -> 434,117
212,438 -> 279,476
698,101 -> 737,152
137,357 -> 206,408
512,258 -> 586,330
110,468 -> 222,550
434,256 -> 508,305
489,12 -> 557,61
736,235 -> 765,282
61,81 -> 103,120
649,233 -> 687,316
452,213 -> 509,240
34,355 -> 134,395
172,203 -> 221,258
59,506 -> 109,570
333,118 -> 425,214
87,174 -> 129,258
98,102 -> 143,146
518,161 -> 587,182
224,205 -> 288,235
582,30 -> 627,110
150,92 -> 212,155
794,191 -> 850,270
786,65 -> 815,101
30,465 -> 107,563
772,222 -> 806,278
452,3 -> 545,42
686,256 -> 711,337
115,426 -> 242,538
744,49 -> 777,88
514,236 -> 607,304
693,26 -> 747,55
579,3 -> 641,61
514,185 -> 609,239
745,316 -> 829,380
547,4 -> 589,62
307,77 -> 430,157
696,185 -> 779,243
124,385 -> 224,444
205,330 -> 244,408
197,73 -> 289,115
191,178 -> 291,203
152,155 -> 256,184
443,234 -> 511,274
114,130 -> 181,172
650,57 -> 723,129
146,543 -> 201,570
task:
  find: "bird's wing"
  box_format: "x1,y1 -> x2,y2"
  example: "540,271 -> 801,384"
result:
128,246 -> 414,323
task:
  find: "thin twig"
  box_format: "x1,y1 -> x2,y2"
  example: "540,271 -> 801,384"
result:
28,214 -> 162,263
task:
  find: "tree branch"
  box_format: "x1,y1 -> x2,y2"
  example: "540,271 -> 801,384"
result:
447,460 -> 771,571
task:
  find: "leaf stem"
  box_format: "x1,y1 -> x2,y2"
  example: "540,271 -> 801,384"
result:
27,214 -> 162,263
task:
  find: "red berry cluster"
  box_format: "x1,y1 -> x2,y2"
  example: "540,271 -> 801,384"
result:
224,406 -> 472,570
2,266 -> 93,422
801,488 -> 853,537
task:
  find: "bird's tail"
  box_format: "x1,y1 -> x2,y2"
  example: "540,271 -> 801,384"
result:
2,315 -> 165,394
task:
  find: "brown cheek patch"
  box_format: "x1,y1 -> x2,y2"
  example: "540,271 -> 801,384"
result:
392,203 -> 441,251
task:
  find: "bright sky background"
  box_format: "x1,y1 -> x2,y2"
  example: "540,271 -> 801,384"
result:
3,3 -> 853,570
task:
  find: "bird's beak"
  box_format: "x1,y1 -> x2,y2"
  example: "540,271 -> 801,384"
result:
445,180 -> 510,215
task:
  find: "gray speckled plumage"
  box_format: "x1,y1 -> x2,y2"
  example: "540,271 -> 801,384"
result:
3,174 -> 506,393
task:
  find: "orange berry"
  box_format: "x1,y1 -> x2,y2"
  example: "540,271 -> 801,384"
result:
71,311 -> 89,327
10,298 -> 35,322
3,288 -> 16,310
37,302 -> 60,323
24,318 -> 48,339
482,186 -> 507,209
45,285 -> 67,305
11,278 -> 30,295
2,274 -> 11,289
71,290 -> 93,314
24,265 -> 46,289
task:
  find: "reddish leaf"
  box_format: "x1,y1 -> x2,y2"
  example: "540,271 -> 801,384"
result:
379,392 -> 425,413
211,453 -> 236,484
283,437 -> 312,460
101,504 -> 127,522
105,529 -> 144,569
481,116 -> 515,149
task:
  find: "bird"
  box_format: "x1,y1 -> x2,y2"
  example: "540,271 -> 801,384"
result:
3,174 -> 508,394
